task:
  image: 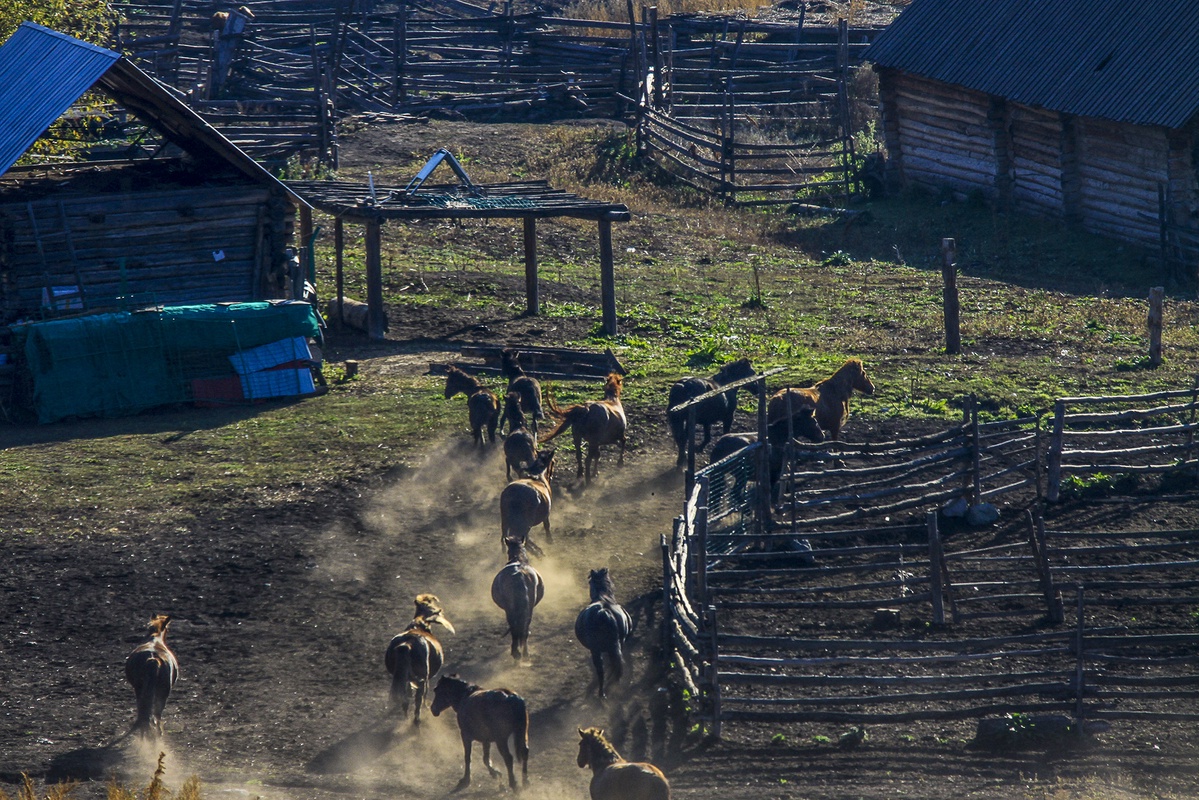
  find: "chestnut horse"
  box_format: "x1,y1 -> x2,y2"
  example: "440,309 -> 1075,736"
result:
577,726 -> 670,800
575,568 -> 633,699
385,594 -> 455,724
768,358 -> 875,440
544,373 -> 627,483
491,538 -> 545,660
667,357 -> 756,467
444,365 -> 499,447
501,349 -> 544,434
500,448 -> 555,557
431,675 -> 530,792
501,391 -> 538,480
125,614 -> 179,740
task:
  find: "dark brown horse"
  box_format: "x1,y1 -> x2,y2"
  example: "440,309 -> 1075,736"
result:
491,538 -> 545,661
574,568 -> 633,699
385,594 -> 455,724
125,614 -> 179,740
501,391 -> 538,481
543,373 -> 627,483
430,675 -> 530,792
501,349 -> 544,435
710,411 -> 824,504
577,727 -> 670,800
667,357 -> 756,467
445,365 -> 499,447
500,448 -> 555,557
768,358 -> 875,440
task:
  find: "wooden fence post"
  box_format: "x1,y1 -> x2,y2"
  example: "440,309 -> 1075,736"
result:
969,394 -> 981,505
1035,413 -> 1044,501
662,528 -> 674,656
649,6 -> 662,111
705,604 -> 721,741
837,17 -> 851,203
756,378 -> 771,528
1046,400 -> 1066,502
1073,587 -> 1086,727
1148,286 -> 1164,367
334,217 -> 345,327
927,511 -> 945,625
696,483 -> 709,609
685,405 -> 697,498
942,237 -> 961,355
523,216 -> 538,316
1032,511 -> 1064,623
364,217 -> 386,340
599,215 -> 617,336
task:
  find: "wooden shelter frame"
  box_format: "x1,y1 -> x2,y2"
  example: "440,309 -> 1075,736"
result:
287,178 -> 630,339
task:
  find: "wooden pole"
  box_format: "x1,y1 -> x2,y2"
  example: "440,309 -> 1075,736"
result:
1074,587 -> 1086,726
927,511 -> 945,625
649,6 -> 662,111
599,216 -> 617,336
942,237 -> 961,355
523,216 -> 538,316
397,0 -> 408,103
365,218 -> 386,340
685,405 -> 697,497
706,604 -> 721,741
1148,285 -> 1164,367
757,378 -> 771,527
1047,399 -> 1066,502
970,394 -> 982,505
334,216 -> 345,328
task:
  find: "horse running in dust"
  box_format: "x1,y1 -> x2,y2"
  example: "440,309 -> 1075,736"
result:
500,349 -> 544,435
431,674 -> 530,792
577,726 -> 670,800
768,358 -> 875,441
125,614 -> 179,740
444,364 -> 499,447
575,568 -> 633,699
500,448 -> 556,557
667,357 -> 756,468
384,594 -> 455,724
544,372 -> 627,484
501,391 -> 538,481
492,537 -> 545,660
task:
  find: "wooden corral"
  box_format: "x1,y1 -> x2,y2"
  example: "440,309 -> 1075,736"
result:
866,0 -> 1199,273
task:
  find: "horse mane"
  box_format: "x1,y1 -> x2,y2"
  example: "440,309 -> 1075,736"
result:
579,727 -> 623,766
504,391 -> 526,426
603,373 -> 623,400
588,568 -> 616,602
501,349 -> 526,379
445,364 -> 483,396
504,538 -> 529,564
147,614 -> 171,638
443,674 -> 480,694
819,358 -> 864,391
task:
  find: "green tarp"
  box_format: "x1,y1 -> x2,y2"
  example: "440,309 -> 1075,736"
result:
20,301 -> 321,423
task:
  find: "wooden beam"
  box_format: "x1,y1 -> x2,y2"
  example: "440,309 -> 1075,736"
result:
365,219 -> 386,340
334,216 -> 345,327
523,216 -> 538,316
599,216 -> 616,335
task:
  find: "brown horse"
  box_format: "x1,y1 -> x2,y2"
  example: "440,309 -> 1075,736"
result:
575,568 -> 633,699
445,365 -> 500,447
501,391 -> 538,481
385,594 -> 455,724
501,349 -> 544,435
500,448 -> 555,557
491,538 -> 545,660
125,614 -> 179,740
768,358 -> 875,440
667,357 -> 756,467
577,727 -> 670,800
430,675 -> 530,792
543,373 -> 627,483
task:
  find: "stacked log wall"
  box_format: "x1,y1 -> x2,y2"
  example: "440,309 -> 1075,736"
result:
1075,117 -> 1168,246
0,185 -> 284,319
1009,102 -> 1064,216
892,73 -> 998,197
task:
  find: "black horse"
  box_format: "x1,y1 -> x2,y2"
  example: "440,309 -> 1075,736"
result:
667,358 -> 756,468
574,568 -> 633,699
501,350 -> 544,435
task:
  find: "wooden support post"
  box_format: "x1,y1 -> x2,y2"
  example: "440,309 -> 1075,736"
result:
1032,511 -> 1064,623
364,218 -> 386,340
662,528 -> 674,655
523,216 -> 538,316
756,378 -> 771,528
599,216 -> 617,336
685,405 -> 697,497
927,511 -> 945,625
942,237 -> 961,354
705,604 -> 721,742
299,205 -> 313,255
1074,587 -> 1086,726
649,6 -> 662,111
1148,285 -> 1164,367
1046,399 -> 1066,502
696,475 -> 709,608
397,1 -> 408,102
969,394 -> 982,505
334,217 -> 345,328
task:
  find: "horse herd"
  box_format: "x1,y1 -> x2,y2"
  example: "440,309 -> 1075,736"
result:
118,350 -> 874,798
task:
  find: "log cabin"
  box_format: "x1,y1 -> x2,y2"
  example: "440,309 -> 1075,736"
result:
864,0 -> 1199,266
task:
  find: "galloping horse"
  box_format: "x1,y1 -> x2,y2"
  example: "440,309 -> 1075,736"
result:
384,594 -> 455,724
501,349 -> 544,435
444,365 -> 499,447
667,358 -> 756,467
544,373 -> 627,483
125,614 -> 179,740
431,675 -> 530,792
575,568 -> 633,699
577,727 -> 670,800
501,391 -> 538,481
500,448 -> 555,557
491,538 -> 545,660
768,358 -> 875,440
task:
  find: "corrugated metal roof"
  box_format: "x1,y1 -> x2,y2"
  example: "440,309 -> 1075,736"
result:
0,23 -> 120,176
865,0 -> 1199,129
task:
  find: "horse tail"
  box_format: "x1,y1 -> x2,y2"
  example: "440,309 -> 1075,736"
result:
389,642 -> 413,713
666,383 -> 688,447
132,656 -> 163,738
513,694 -> 530,773
540,404 -> 586,444
509,577 -> 532,659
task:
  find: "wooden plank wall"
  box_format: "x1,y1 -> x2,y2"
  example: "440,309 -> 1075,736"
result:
1009,102 -> 1064,215
1075,117 -> 1169,246
0,186 -> 273,318
893,73 -> 997,197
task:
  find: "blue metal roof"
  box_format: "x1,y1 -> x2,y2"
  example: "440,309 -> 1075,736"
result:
0,23 -> 121,176
864,0 -> 1199,129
